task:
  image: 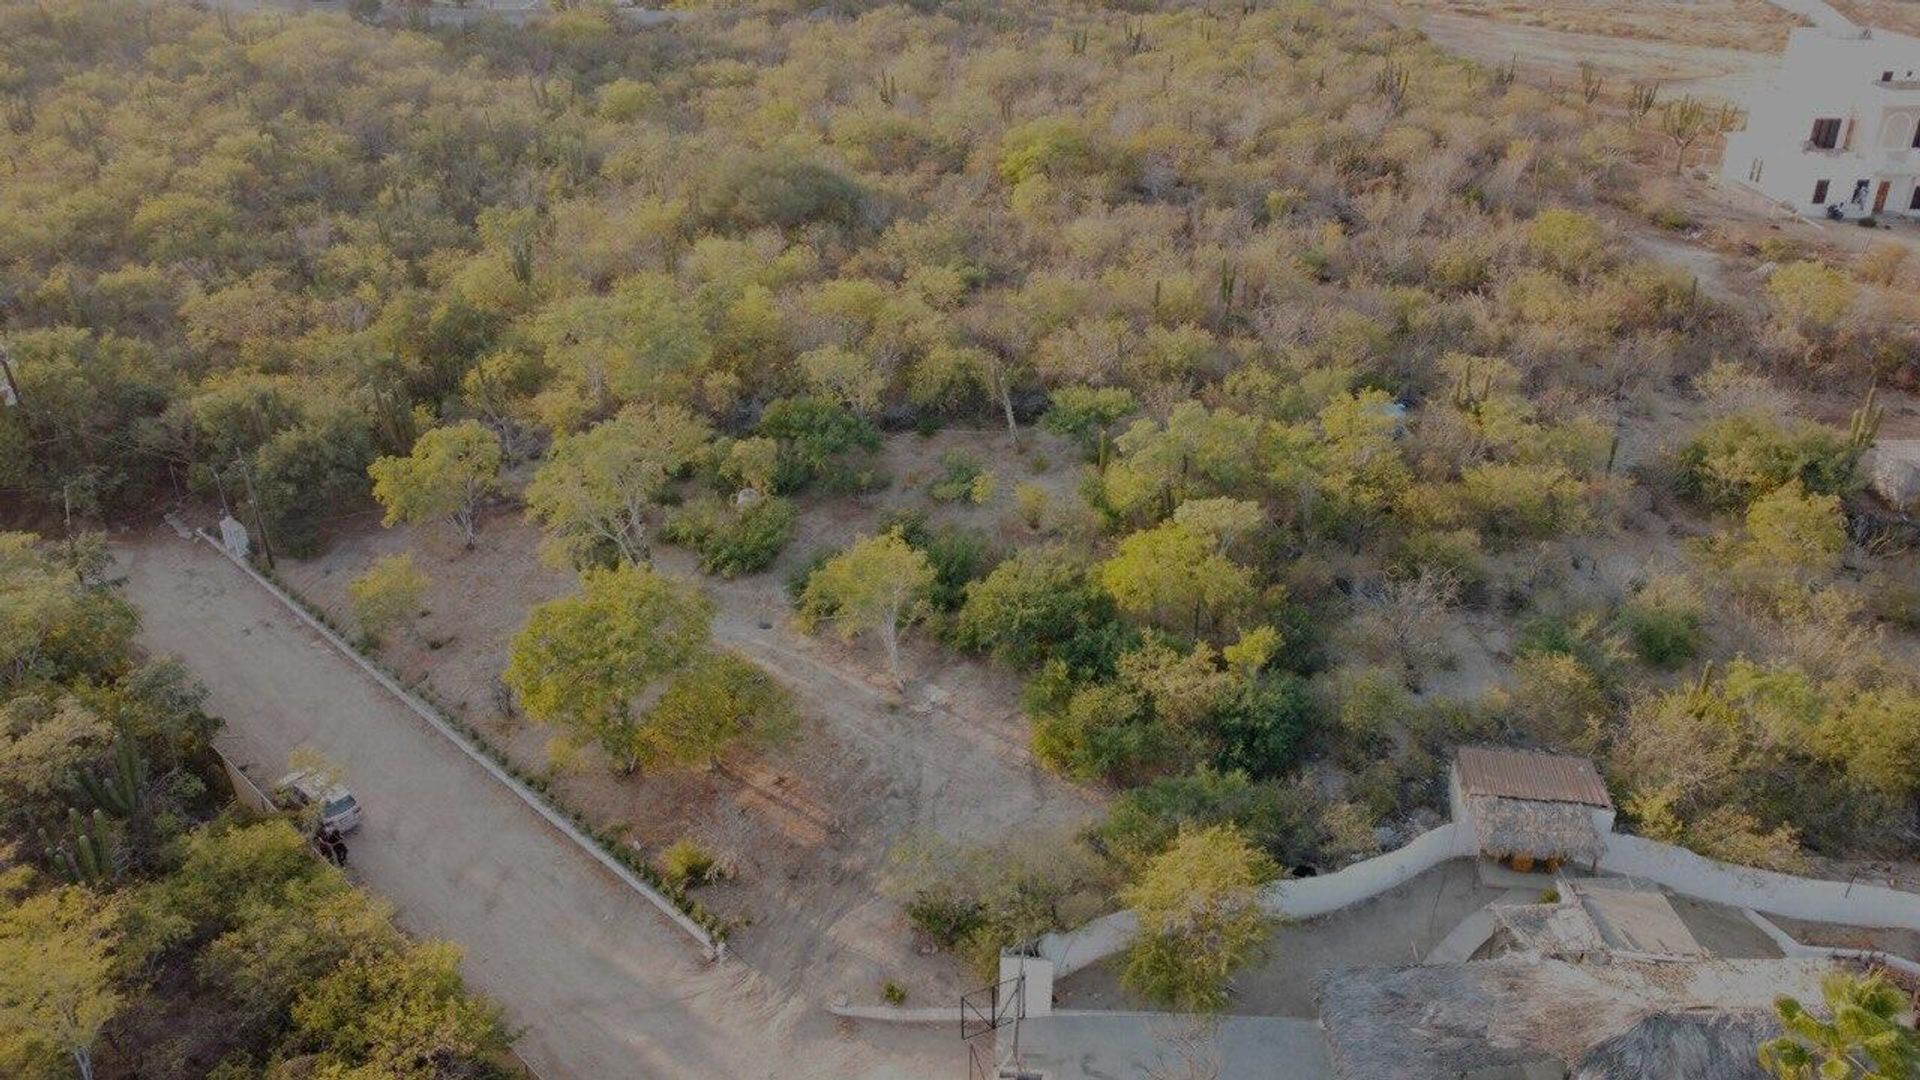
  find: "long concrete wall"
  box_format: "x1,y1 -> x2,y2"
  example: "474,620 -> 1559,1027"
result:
1039,822 -> 1920,980
1262,821 -> 1476,921
1600,833 -> 1920,932
1039,822 -> 1475,978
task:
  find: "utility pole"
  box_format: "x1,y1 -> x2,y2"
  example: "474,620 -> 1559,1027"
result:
0,340 -> 22,409
235,456 -> 276,570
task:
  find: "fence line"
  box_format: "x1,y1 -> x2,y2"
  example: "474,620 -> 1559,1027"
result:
1039,822 -> 1473,978
194,530 -> 721,958
1600,832 -> 1920,934
1040,819 -> 1920,979
216,746 -> 278,815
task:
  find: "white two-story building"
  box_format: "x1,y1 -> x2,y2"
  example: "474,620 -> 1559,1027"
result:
1722,25 -> 1920,217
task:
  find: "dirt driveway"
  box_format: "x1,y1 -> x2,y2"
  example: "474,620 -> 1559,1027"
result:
117,533 -> 960,1080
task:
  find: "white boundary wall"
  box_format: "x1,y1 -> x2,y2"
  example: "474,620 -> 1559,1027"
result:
1261,820 -> 1477,921
1600,833 -> 1920,932
1041,820 -> 1920,979
1040,822 -> 1476,978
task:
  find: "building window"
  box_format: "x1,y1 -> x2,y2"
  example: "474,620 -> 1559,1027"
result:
1813,179 -> 1831,203
1810,118 -> 1843,149
1749,158 -> 1765,182
1911,186 -> 1920,210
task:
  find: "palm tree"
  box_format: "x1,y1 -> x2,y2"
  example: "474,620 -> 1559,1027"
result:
1759,971 -> 1920,1080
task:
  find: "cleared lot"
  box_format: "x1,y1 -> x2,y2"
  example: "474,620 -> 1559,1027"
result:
117,532 -> 956,1080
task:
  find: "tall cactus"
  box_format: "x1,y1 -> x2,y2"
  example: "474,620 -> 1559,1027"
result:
40,808 -> 116,886
1375,50 -> 1411,115
72,731 -> 149,818
1849,385 -> 1883,453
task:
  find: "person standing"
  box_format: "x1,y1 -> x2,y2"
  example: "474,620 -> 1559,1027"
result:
316,823 -> 348,867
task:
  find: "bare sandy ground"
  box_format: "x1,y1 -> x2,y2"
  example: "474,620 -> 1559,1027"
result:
1407,10 -> 1779,102
118,534 -> 966,1080
1830,0 -> 1920,34
1397,0 -> 1798,52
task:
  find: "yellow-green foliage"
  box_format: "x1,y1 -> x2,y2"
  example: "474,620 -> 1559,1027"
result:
347,553 -> 429,645
1767,260 -> 1857,332
1120,825 -> 1276,1012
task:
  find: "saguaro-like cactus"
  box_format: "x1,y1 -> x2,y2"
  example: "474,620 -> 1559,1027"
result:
1849,385 -> 1883,454
40,808 -> 116,886
72,732 -> 149,818
1375,52 -> 1411,114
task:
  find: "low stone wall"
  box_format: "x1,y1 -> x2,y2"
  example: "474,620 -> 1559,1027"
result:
196,531 -> 725,958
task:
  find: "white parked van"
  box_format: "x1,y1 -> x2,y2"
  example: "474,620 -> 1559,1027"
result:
274,769 -> 363,833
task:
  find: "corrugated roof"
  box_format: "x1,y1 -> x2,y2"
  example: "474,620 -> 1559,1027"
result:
1456,746 -> 1613,809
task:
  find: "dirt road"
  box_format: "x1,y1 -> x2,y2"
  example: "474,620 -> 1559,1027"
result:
117,533 -> 959,1080
272,428 -> 1104,1014
1409,10 -> 1777,102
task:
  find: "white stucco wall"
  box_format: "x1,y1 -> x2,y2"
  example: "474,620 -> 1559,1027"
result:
1721,25 -> 1920,215
1599,832 -> 1920,931
1037,822 -> 1475,978
1037,825 -> 1920,981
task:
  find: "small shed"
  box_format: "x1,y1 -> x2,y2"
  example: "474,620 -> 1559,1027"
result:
1450,747 -> 1615,873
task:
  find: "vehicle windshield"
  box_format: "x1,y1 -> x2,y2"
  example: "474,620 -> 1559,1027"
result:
323,795 -> 357,816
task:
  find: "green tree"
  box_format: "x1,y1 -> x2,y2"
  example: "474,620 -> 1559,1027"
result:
1171,497 -> 1266,556
1768,261 -> 1858,366
0,886 -> 121,1080
504,564 -> 715,772
1102,403 -> 1267,520
1099,521 -> 1255,636
797,530 -> 935,686
347,553 -> 430,647
1760,971 -> 1920,1080
1031,678 -> 1162,782
1714,481 -> 1846,598
0,533 -> 136,689
1526,208 -> 1607,278
1211,672 -> 1315,779
723,436 -> 780,495
1120,825 -> 1276,1012
1817,686 -> 1920,805
755,396 -> 881,492
954,546 -> 1116,668
798,345 -> 885,415
289,939 -> 510,1079
1676,413 -> 1859,511
532,274 -> 712,408
1316,389 -> 1410,524
367,421 -> 503,548
524,404 -> 712,568
639,651 -> 794,768
1044,386 -> 1128,457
